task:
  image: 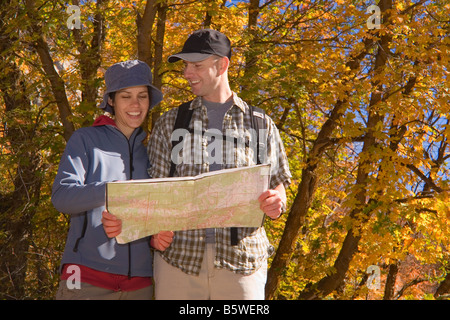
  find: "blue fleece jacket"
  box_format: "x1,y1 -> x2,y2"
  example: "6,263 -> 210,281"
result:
52,116 -> 152,277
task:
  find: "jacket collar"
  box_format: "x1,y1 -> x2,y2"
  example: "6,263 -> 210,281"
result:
92,115 -> 146,142
92,115 -> 117,127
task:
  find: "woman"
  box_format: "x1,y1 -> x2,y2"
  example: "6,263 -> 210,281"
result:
52,60 -> 170,300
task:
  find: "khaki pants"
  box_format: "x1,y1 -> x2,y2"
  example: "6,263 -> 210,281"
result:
55,281 -> 153,300
154,243 -> 267,300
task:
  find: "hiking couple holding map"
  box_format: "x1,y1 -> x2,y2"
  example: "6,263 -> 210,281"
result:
52,29 -> 291,300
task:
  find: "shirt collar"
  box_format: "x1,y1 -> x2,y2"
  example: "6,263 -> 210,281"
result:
189,92 -> 248,113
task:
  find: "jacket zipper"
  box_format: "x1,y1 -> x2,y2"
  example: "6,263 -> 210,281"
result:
126,130 -> 139,279
117,127 -> 140,279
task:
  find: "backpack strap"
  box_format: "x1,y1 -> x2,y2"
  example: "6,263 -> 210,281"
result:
230,105 -> 267,246
250,105 -> 267,165
169,101 -> 194,177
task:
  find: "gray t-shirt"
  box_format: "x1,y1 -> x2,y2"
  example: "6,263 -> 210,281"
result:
204,99 -> 233,171
203,98 -> 234,243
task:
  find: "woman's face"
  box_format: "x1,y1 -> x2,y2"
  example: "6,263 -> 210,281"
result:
108,85 -> 149,138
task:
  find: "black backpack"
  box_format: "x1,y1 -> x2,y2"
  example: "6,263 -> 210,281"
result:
169,101 -> 267,245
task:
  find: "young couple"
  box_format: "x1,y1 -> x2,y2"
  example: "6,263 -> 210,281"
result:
53,29 -> 291,300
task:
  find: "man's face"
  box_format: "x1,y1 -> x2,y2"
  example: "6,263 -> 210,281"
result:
183,56 -> 223,101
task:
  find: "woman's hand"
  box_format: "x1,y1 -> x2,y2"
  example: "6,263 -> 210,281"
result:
101,210 -> 122,238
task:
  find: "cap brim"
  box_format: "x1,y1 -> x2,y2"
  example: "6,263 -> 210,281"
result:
149,85 -> 163,109
99,85 -> 163,112
99,92 -> 114,113
168,52 -> 213,63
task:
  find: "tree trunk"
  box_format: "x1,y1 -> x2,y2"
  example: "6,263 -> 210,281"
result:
240,0 -> 260,99
25,0 -> 75,142
295,0 -> 394,300
384,262 -> 399,300
150,3 -> 168,129
73,0 -> 105,121
136,0 -> 160,131
0,17 -> 41,298
265,34 -> 380,300
137,0 -> 158,68
435,272 -> 450,299
299,229 -> 361,299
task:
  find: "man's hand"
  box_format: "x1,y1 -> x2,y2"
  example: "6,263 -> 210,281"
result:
101,210 -> 122,238
151,231 -> 174,251
258,183 -> 287,220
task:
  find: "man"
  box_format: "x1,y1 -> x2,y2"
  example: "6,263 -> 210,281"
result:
148,29 -> 291,300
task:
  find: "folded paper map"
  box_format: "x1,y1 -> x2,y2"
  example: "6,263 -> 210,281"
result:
106,164 -> 271,244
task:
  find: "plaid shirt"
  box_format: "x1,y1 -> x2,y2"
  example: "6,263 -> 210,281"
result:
147,92 -> 291,275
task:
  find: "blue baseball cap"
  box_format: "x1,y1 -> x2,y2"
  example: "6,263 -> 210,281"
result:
99,60 -> 163,113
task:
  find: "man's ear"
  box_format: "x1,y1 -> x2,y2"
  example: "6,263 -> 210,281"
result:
217,56 -> 229,76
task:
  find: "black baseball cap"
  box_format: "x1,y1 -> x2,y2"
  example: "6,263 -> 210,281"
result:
168,29 -> 231,63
